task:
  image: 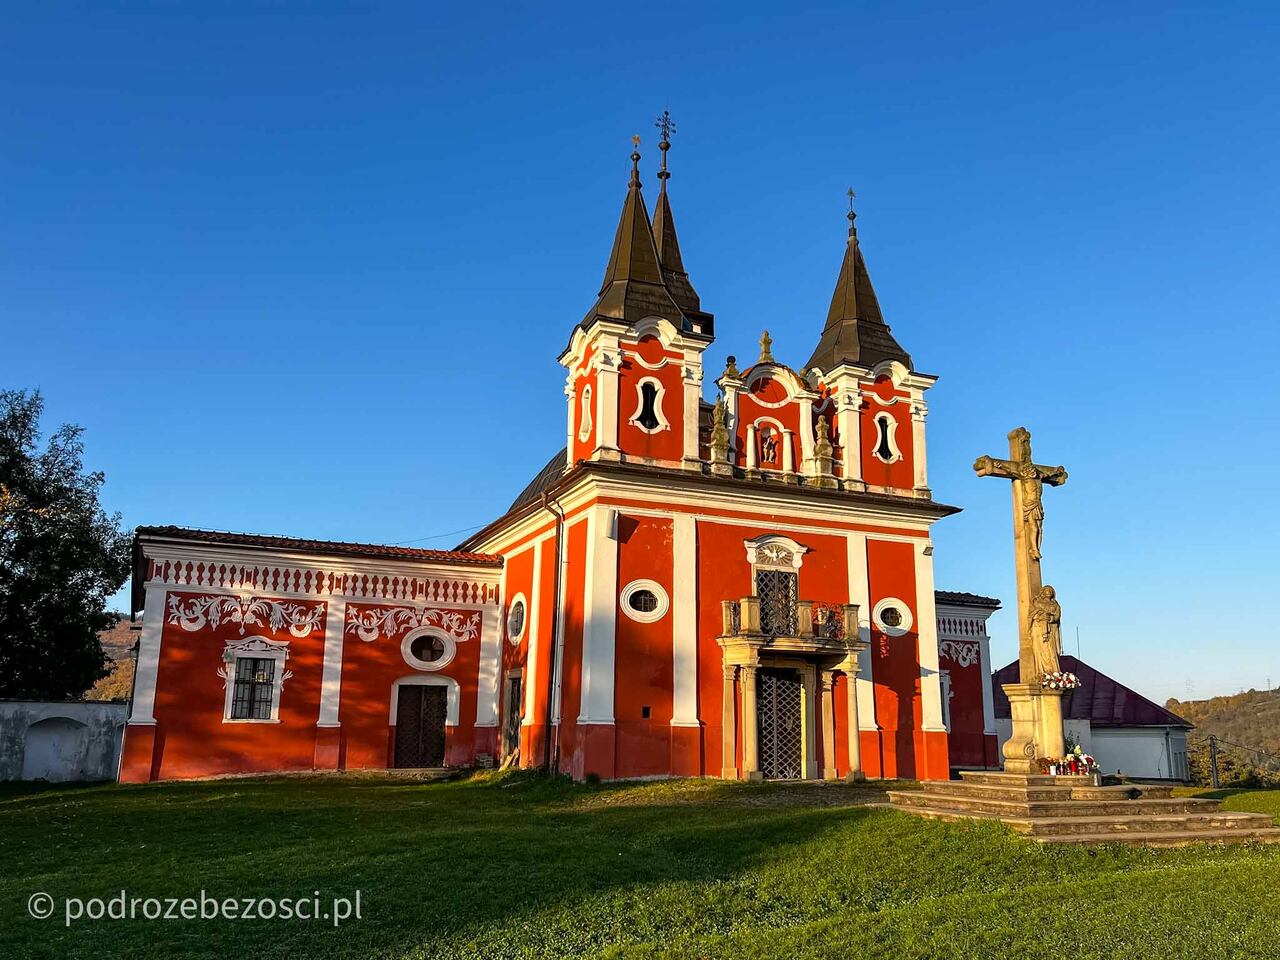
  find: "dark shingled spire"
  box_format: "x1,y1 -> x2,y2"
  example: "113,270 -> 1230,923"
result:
805,191 -> 911,372
582,137 -> 686,329
650,109 -> 713,334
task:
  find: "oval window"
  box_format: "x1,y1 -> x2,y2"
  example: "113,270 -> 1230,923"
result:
409,634 -> 446,664
880,606 -> 903,628
628,589 -> 659,613
508,600 -> 526,641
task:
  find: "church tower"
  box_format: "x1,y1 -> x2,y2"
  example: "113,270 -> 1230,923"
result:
559,126 -> 714,472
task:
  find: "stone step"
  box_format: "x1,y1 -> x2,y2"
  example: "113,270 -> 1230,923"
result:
1034,827 -> 1280,847
922,780 -> 1073,802
959,771 -> 1060,786
1024,798 -> 1221,818
887,791 -> 1030,817
893,790 -> 1224,820
1019,811 -> 1273,838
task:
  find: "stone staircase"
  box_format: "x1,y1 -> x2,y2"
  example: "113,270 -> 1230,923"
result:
887,771 -> 1280,846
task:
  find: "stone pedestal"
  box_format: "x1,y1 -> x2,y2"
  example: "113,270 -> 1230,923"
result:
1000,683 -> 1065,774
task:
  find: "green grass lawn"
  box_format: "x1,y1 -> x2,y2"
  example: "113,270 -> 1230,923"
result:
4,773 -> 1280,960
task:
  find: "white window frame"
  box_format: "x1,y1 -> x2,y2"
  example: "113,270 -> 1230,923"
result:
578,383 -> 593,442
507,593 -> 528,645
219,636 -> 291,724
628,376 -> 671,434
871,412 -> 903,464
401,626 -> 457,672
619,579 -> 670,623
872,597 -> 914,637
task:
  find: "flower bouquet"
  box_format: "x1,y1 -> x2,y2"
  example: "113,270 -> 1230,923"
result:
1040,671 -> 1081,691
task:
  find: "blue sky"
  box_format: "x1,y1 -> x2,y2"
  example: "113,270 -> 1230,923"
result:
3,3 -> 1277,703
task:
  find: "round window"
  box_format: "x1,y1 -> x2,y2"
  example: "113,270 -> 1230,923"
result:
628,590 -> 659,613
508,599 -> 526,641
619,580 -> 669,623
872,598 -> 913,637
409,634 -> 446,664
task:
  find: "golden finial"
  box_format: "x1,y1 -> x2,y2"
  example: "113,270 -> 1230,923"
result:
630,135 -> 641,185
759,330 -> 774,364
724,354 -> 740,378
846,187 -> 857,237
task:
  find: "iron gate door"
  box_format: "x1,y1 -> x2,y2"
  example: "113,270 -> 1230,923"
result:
757,668 -> 803,779
394,685 -> 448,768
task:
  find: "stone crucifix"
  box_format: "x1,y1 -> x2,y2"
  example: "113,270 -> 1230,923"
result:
974,427 -> 1068,685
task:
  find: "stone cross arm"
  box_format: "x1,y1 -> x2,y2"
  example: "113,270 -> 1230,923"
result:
973,427 -> 1068,486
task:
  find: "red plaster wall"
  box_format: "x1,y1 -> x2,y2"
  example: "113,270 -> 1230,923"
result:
338,601 -> 485,770
860,378 -> 915,490
864,538 -> 923,779
130,591 -> 328,780
612,514 -> 674,778
616,337 -> 684,462
554,518 -> 589,775
943,648 -> 993,768
734,375 -> 801,472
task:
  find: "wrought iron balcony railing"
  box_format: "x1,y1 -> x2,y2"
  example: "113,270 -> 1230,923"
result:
719,597 -> 860,647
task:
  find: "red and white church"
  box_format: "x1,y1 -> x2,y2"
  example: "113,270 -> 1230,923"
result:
120,132 -> 1002,785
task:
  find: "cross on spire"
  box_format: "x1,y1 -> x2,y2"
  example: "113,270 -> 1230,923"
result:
655,110 -> 675,191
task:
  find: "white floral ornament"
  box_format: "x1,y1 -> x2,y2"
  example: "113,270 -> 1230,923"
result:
345,605 -> 481,644
167,594 -> 324,638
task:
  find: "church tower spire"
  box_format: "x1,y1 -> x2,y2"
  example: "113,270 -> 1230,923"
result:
649,109 -> 713,334
582,136 -> 685,329
804,190 -> 911,372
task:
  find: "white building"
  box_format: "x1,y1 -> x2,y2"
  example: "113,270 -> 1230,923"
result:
993,654 -> 1192,781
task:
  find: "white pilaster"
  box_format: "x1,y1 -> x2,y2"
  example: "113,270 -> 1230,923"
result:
911,390 -> 929,490
128,582 -> 168,724
316,597 -> 346,727
914,541 -> 946,732
798,396 -> 815,470
671,513 -> 699,727
745,423 -> 758,471
595,349 -> 620,457
522,540 -> 544,724
565,377 -> 577,465
845,532 -> 877,729
682,360 -> 702,465
781,429 -> 795,475
475,602 -> 503,727
838,387 -> 862,482
578,505 -> 618,723
978,627 -> 997,736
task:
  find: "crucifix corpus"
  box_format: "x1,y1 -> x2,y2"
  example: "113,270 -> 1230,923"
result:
975,427 -> 1070,774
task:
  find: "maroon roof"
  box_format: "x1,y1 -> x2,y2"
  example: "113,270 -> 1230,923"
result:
935,590 -> 1001,610
992,655 -> 1191,728
135,526 -> 503,567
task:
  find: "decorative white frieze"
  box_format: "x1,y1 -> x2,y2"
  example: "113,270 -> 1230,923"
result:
938,640 -> 981,668
345,604 -> 482,644
167,594 -> 325,638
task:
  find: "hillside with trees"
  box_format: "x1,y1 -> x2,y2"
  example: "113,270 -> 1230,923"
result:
1166,689 -> 1280,787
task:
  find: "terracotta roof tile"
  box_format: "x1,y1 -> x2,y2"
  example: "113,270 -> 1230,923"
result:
135,525 -> 502,567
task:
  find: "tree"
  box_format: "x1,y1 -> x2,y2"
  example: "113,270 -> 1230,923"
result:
0,390 -> 130,699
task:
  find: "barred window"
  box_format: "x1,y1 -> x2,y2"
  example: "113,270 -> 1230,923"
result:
231,657 -> 276,720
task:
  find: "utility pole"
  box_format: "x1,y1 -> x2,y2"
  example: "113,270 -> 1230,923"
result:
1209,735 -> 1220,788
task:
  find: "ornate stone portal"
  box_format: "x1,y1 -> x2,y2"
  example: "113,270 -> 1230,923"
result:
974,427 -> 1068,774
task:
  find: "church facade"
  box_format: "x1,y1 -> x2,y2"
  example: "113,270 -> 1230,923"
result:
119,130 -> 1000,784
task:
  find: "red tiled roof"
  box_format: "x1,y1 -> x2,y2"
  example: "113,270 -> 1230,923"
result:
135,525 -> 502,567
992,655 -> 1191,728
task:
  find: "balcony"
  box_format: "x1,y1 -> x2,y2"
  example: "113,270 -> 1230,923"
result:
718,596 -> 860,659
